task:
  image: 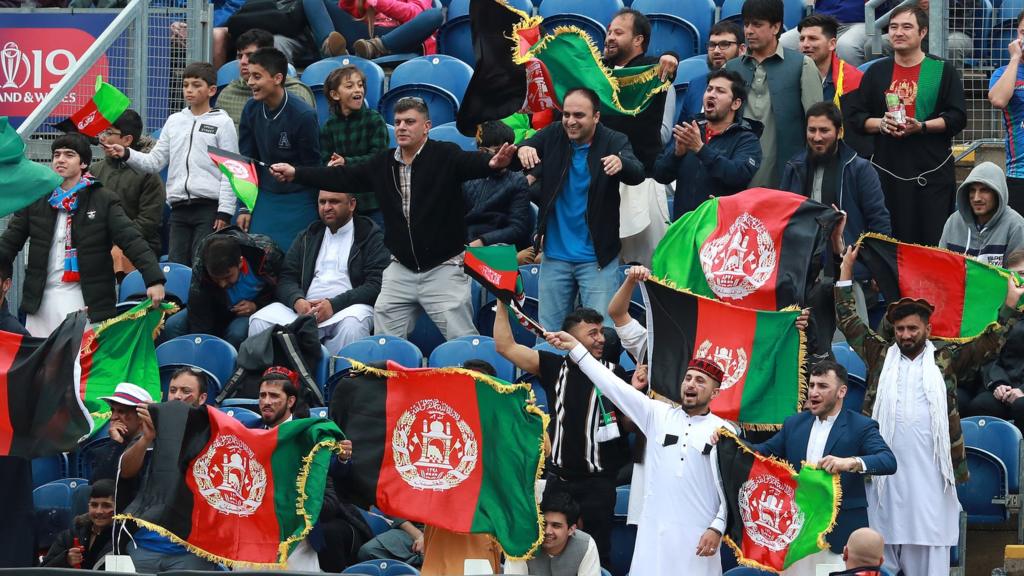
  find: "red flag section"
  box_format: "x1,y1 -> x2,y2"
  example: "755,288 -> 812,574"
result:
0,331 -> 21,454
895,243 -> 966,338
696,299 -> 758,421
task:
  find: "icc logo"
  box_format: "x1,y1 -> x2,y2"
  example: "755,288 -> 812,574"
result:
1,42 -> 30,89
0,39 -> 78,91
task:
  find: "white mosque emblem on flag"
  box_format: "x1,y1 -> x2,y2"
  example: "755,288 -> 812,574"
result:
700,213 -> 778,300
192,434 -> 268,516
696,340 -> 747,390
738,474 -> 804,551
392,399 -> 478,491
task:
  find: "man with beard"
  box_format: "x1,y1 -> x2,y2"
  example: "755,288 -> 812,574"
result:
653,69 -> 762,220
545,330 -> 732,576
677,21 -> 745,124
836,245 -> 1024,575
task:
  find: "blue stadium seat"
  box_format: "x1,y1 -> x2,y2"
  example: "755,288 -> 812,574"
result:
475,297 -> 542,347
647,15 -> 701,59
217,59 -> 297,88
387,124 -> 397,147
310,406 -> 328,419
429,122 -> 478,151
965,0 -> 994,67
610,484 -> 637,576
225,407 -> 262,428
220,398 -> 260,411
156,334 -> 237,402
76,436 -> 115,480
633,0 -> 714,47
541,14 -> 609,51
600,569 -> 612,576
337,335 -> 424,369
783,0 -> 806,30
32,454 -> 68,488
428,335 -> 517,382
301,56 -> 387,126
160,262 -> 193,306
962,415 -> 1023,494
408,311 -> 446,358
857,58 -> 881,73
957,445 -> 1009,523
437,16 -> 476,65
614,484 -> 630,516
389,55 -> 474,104
379,84 -> 460,125
317,344 -> 330,396
359,506 -> 393,536
118,270 -> 147,303
446,0 -> 532,19
539,0 -> 623,32
831,342 -> 866,382
673,55 -> 710,110
33,481 -> 73,550
844,374 -> 867,414
70,478 -> 91,519
343,559 -> 420,575
519,264 -> 541,300
720,0 -> 744,22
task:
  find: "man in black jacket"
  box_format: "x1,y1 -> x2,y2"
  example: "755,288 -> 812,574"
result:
0,133 -> 165,337
248,189 -> 388,353
516,87 -> 645,331
269,98 -> 516,340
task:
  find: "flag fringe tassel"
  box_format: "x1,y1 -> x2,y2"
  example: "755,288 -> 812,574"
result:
114,437 -> 342,569
342,358 -> 549,560
82,300 -> 179,355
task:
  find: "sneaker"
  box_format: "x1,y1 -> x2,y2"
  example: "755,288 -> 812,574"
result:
354,37 -> 388,59
322,31 -> 348,57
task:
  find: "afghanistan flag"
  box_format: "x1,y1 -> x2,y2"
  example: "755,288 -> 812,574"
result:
53,76 -> 130,137
464,245 -> 522,305
643,279 -> 803,429
0,311 -> 91,458
117,402 -> 344,567
208,147 -> 260,212
857,233 -> 1018,339
717,429 -> 841,573
80,300 -> 177,429
652,188 -> 840,311
331,362 -> 547,558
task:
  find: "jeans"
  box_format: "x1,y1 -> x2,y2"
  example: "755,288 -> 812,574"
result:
167,202 -> 218,267
301,0 -> 442,53
161,309 -> 250,349
127,544 -> 219,572
537,258 -> 619,332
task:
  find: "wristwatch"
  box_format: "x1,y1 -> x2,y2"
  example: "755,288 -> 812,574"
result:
920,119 -> 928,134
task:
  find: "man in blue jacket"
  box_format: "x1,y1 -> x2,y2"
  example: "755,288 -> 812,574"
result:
750,360 -> 896,576
653,69 -> 762,220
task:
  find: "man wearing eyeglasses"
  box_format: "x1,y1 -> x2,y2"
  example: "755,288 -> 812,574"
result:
269,97 -> 516,340
677,21 -> 746,125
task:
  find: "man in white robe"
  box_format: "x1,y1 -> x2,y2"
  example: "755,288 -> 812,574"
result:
546,330 -> 731,576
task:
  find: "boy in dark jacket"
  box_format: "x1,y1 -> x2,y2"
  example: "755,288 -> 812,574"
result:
249,190 -> 388,353
162,227 -> 283,347
0,133 -> 165,337
464,121 -> 532,250
42,479 -> 116,569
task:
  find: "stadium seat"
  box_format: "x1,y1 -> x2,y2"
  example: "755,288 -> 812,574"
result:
647,15 -> 701,59
437,17 -> 477,65
783,0 -> 806,30
32,453 -> 68,488
389,55 -> 474,104
831,342 -> 866,382
343,559 -> 420,575
358,507 -> 392,536
446,0 -> 532,19
76,436 -> 115,480
673,55 -> 710,109
614,485 -> 630,516
219,398 -> 260,411
118,270 -> 146,303
217,59 -> 297,88
957,445 -> 1009,523
990,0 -> 1024,67
429,122 -> 478,150
156,333 -> 238,402
428,335 -> 517,382
70,478 -> 91,519
119,264 -> 191,308
408,311 -> 446,358
300,55 -> 387,126
33,481 -> 73,550
337,335 -> 424,369
965,0 -> 994,67
857,58 -> 881,73
225,407 -> 262,428
719,0 -> 744,23
379,83 -> 460,125
539,0 -> 624,33
310,406 -> 328,419
475,297 -> 541,347
962,415 -> 1023,494
387,124 -> 396,147
519,264 -> 541,300
844,374 -> 867,414
633,0 -> 714,47
610,484 -> 637,576
540,14 -> 609,51
601,569 -> 612,576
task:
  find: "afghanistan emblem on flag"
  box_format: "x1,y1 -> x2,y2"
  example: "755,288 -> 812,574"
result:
717,429 -> 841,573
53,75 -> 131,137
856,233 -> 1021,340
208,146 -> 260,212
653,188 -> 841,311
331,361 -> 548,559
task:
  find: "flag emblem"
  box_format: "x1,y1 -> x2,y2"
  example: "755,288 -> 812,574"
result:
221,158 -> 252,180
700,212 -> 778,300
696,339 -> 748,390
77,110 -> 97,130
192,434 -> 269,517
393,399 -> 479,491
739,474 -> 805,552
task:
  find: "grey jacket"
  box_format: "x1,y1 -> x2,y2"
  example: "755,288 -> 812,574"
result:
939,162 -> 1024,267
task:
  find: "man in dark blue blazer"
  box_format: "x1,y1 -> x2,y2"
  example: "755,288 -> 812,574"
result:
750,360 -> 896,575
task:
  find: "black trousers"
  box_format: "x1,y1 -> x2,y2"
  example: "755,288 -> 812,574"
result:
543,474 -> 617,568
966,389 -> 1024,425
1007,177 -> 1024,215
168,201 -> 218,266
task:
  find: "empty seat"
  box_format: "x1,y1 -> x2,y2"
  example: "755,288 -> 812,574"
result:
33,481 -> 73,550
32,453 -> 68,489
428,335 -> 517,381
379,84 -> 460,125
337,335 -> 424,369
831,342 -> 866,382
429,123 -> 477,151
633,0 -> 714,46
225,407 -> 262,428
407,311 -> 446,359
519,264 -> 541,300
343,559 -> 420,575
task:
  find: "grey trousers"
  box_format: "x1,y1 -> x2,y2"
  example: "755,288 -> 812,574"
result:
373,260 -> 477,340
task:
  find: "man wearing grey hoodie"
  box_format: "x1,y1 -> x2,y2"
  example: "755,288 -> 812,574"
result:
939,162 -> 1024,267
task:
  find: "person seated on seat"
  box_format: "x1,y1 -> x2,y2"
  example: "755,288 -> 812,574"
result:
939,162 -> 1024,268
41,479 -> 116,570
162,227 -> 283,348
464,121 -> 533,252
165,366 -> 209,405
829,527 -> 885,576
87,383 -> 153,512
301,0 -> 443,59
504,491 -> 601,576
248,190 -> 387,354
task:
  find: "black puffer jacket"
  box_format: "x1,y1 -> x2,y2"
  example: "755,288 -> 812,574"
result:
0,179 -> 164,322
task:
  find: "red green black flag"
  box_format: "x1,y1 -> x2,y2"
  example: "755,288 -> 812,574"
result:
208,147 -> 260,212
857,233 -> 1018,340
643,279 -> 803,429
330,362 -> 547,559
53,76 -> 131,137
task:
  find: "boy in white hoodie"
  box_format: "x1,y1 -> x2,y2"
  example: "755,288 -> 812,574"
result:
102,61 -> 238,266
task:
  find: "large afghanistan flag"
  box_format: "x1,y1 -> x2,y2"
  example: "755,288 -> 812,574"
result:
0,311 -> 92,458
79,300 -> 177,429
717,429 -> 841,573
117,402 -> 345,567
652,188 -> 840,310
331,362 -> 547,559
643,279 -> 803,429
857,233 -> 1017,339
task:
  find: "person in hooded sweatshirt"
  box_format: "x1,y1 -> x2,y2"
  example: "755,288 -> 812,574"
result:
939,161 -> 1024,267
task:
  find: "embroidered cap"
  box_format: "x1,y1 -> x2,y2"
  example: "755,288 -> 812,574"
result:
100,382 -> 153,408
687,357 -> 724,384
885,297 -> 936,322
261,365 -> 299,386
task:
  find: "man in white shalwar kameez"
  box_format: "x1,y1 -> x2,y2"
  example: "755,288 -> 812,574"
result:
547,330 -> 731,576
835,245 -> 1024,576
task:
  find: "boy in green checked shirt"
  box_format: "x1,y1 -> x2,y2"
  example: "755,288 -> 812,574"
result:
319,66 -> 389,228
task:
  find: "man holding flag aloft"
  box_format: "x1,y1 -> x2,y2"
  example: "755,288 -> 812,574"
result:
836,244 -> 1024,575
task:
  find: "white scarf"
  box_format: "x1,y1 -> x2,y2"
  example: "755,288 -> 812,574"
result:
872,340 -> 955,496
